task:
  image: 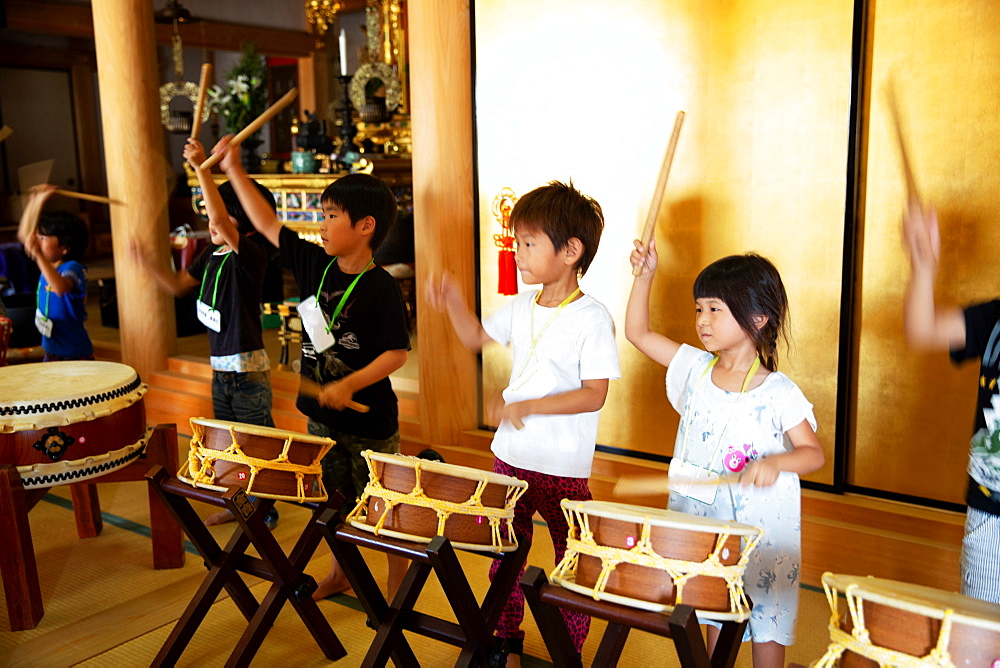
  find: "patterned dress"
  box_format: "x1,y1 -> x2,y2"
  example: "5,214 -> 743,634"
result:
666,344 -> 816,646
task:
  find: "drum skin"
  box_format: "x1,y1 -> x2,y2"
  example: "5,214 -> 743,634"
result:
0,400 -> 146,468
573,513 -> 743,612
190,422 -> 328,500
838,597 -> 1000,667
362,457 -> 516,549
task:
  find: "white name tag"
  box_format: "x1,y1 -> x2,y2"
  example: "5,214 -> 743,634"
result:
34,308 -> 53,338
297,295 -> 336,353
667,458 -> 720,505
196,300 -> 222,332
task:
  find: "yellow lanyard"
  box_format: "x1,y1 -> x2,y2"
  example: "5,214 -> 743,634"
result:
512,287 -> 581,383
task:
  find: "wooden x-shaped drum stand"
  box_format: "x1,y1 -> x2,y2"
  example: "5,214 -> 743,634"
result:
520,566 -> 748,668
317,512 -> 530,667
145,465 -> 347,667
0,424 -> 184,631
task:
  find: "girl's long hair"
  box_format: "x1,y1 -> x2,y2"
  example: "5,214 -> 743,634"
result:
693,253 -> 789,371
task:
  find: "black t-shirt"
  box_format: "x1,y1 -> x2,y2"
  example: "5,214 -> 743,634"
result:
187,237 -> 266,357
950,299 -> 1000,515
279,226 -> 410,439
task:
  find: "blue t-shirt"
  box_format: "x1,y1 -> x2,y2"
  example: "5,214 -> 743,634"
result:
37,260 -> 93,358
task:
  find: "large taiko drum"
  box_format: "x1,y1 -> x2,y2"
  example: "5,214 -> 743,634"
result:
816,572 -> 1000,667
0,361 -> 150,488
177,417 -> 334,502
346,451 -> 529,553
550,500 -> 763,621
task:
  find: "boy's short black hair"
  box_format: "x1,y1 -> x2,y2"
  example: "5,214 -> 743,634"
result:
218,179 -> 277,236
509,180 -> 604,276
38,211 -> 89,261
321,173 -> 398,251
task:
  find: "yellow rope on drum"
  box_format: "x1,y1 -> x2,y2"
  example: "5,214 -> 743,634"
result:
551,505 -> 757,617
815,581 -> 958,667
183,422 -> 323,502
346,455 -> 527,552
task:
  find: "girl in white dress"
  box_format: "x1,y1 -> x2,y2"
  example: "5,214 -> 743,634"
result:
625,240 -> 825,668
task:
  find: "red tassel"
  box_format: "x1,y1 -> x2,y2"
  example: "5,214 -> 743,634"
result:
498,248 -> 517,295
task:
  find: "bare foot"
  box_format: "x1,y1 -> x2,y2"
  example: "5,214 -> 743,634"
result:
312,574 -> 352,601
204,509 -> 236,526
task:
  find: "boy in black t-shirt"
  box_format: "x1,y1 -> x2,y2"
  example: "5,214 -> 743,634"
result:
218,135 -> 411,600
133,138 -> 279,527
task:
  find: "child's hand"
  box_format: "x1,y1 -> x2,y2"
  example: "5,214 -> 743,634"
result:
740,457 -> 781,488
902,199 -> 940,272
213,135 -> 238,173
28,183 -> 57,204
630,237 -> 658,276
318,380 -> 354,411
425,272 -> 462,311
183,139 -> 207,169
498,399 -> 533,430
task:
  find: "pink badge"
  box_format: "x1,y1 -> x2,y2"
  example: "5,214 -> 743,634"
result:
625,535 -> 636,548
238,472 -> 246,480
78,437 -> 86,444
476,516 -> 484,525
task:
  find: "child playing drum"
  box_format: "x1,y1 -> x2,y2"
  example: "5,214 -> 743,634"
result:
132,138 -> 279,528
427,181 -> 621,666
17,186 -> 94,361
902,198 -> 1000,605
625,243 -> 824,667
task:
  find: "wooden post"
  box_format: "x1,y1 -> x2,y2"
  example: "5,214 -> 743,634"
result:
92,0 -> 177,379
410,0 -> 478,447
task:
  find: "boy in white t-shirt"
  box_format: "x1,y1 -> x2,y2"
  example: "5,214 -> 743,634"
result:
427,181 -> 620,666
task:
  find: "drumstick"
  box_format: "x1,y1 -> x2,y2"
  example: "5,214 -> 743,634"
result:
298,377 -> 370,413
614,472 -> 741,497
633,110 -> 685,276
884,77 -> 919,202
53,188 -> 123,206
190,63 -> 213,141
200,87 -> 299,171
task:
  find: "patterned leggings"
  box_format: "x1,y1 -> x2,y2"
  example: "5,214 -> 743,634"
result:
489,458 -> 592,653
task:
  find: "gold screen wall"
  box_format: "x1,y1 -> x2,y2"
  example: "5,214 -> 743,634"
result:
473,0 -> 853,485
853,0 -> 1000,504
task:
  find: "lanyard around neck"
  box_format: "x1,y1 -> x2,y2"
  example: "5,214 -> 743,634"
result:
197,248 -> 232,310
317,257 -> 374,333
513,287 -> 581,382
678,355 -> 762,469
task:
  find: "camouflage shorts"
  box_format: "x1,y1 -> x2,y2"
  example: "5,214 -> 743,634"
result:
307,418 -> 400,516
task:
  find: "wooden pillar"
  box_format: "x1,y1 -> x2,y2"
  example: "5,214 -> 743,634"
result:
410,1 -> 478,446
92,0 -> 177,378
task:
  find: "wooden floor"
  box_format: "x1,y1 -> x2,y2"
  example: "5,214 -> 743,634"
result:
0,288 -> 971,666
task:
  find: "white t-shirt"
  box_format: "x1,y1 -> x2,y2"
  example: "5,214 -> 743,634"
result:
483,290 -> 620,478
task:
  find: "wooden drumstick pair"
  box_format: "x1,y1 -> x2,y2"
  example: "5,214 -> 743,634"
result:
298,378 -> 370,413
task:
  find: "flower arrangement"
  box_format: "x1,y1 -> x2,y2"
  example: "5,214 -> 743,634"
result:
208,43 -> 268,139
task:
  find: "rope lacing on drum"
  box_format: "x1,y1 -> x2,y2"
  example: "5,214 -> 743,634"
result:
550,505 -> 757,619
346,453 -> 527,553
181,421 -> 325,503
815,581 -> 959,667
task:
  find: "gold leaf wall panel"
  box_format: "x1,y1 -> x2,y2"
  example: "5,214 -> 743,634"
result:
854,0 -> 1000,503
473,0 -> 854,485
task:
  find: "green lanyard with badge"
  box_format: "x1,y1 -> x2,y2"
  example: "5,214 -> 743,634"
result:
297,257 -> 373,353
196,249 -> 231,333
667,355 -> 760,505
34,281 -> 54,338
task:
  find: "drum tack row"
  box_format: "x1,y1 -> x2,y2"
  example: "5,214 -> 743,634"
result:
3,361 -> 1000,665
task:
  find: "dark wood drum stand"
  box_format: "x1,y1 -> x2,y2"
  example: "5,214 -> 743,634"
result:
145,465 -> 347,667
0,424 -> 184,631
317,511 -> 531,668
520,566 -> 749,668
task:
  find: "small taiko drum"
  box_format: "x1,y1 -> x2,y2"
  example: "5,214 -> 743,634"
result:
346,451 -> 529,552
177,417 -> 334,502
550,500 -> 763,621
0,361 -> 150,488
816,572 -> 1000,667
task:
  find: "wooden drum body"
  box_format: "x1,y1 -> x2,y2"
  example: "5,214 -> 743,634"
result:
817,573 -> 1000,667
346,451 -> 528,552
0,361 -> 150,488
550,500 -> 762,621
177,418 -> 334,502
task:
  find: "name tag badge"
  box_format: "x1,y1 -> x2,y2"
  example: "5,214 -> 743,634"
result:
34,308 -> 53,338
667,458 -> 720,505
196,300 -> 222,332
298,295 -> 336,353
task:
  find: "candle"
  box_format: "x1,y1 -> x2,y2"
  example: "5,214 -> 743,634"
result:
339,29 -> 348,76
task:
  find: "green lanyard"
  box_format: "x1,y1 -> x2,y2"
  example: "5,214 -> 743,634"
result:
317,257 -> 374,333
197,248 -> 232,309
